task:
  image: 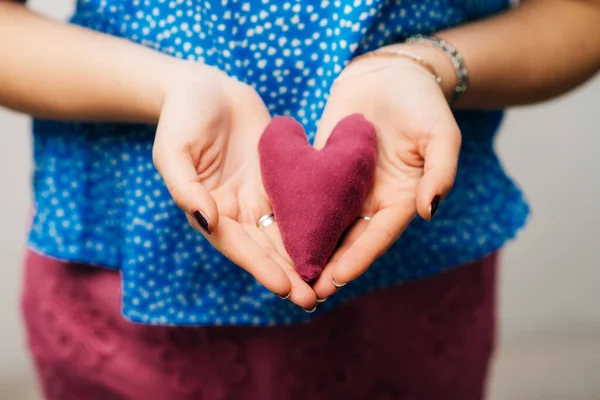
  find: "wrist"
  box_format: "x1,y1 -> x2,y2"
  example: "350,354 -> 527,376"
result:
151,59 -> 232,123
382,43 -> 457,102
337,56 -> 437,94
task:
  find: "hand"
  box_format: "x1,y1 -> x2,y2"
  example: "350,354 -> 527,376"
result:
152,67 -> 316,309
312,56 -> 461,300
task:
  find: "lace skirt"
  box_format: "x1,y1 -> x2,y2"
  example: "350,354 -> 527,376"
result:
21,250 -> 498,400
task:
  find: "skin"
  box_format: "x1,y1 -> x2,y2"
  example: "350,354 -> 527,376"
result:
311,60 -> 461,299
311,0 -> 600,300
1,0 -> 599,308
0,0 -> 316,309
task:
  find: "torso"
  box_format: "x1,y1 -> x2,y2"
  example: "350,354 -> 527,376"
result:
28,0 -> 528,325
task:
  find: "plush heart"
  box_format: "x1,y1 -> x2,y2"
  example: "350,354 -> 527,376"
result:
259,114 -> 377,283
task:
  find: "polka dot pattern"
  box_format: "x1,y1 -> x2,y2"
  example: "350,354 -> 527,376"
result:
28,0 -> 527,325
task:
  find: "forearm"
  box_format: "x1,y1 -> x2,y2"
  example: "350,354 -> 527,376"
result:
397,0 -> 600,108
0,2 -> 211,123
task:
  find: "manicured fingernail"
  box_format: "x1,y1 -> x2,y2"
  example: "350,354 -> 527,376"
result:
429,195 -> 441,221
303,305 -> 317,313
278,292 -> 291,300
193,210 -> 211,234
316,297 -> 328,303
332,278 -> 346,288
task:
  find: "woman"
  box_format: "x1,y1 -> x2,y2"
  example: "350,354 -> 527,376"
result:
2,0 -> 599,398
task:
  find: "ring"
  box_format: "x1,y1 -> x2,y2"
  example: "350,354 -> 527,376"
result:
257,213 -> 276,229
357,216 -> 372,221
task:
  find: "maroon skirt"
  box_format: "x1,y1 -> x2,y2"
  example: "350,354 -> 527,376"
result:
21,250 -> 498,400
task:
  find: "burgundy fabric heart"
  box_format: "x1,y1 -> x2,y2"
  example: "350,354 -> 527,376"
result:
259,114 -> 377,283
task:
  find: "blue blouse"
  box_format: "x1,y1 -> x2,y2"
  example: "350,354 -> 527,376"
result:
29,0 -> 528,325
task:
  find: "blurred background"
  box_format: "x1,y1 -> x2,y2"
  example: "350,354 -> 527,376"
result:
1,1 -> 599,399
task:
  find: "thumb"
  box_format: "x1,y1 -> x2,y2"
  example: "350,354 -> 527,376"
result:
416,122 -> 461,221
153,145 -> 219,235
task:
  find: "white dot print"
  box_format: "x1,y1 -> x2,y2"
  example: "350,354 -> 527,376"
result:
28,0 -> 529,326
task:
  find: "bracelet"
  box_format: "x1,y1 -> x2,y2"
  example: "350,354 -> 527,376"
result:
406,35 -> 469,105
334,49 -> 443,88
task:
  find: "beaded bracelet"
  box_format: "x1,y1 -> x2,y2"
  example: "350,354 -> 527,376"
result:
334,49 -> 443,88
406,35 -> 469,105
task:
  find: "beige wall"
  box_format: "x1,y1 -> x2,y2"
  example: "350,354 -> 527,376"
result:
497,82 -> 600,340
1,1 -> 598,399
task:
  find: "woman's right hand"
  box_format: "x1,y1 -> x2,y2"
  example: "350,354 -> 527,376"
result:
152,66 -> 317,309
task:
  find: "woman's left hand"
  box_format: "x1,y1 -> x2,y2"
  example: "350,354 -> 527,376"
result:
312,55 -> 462,300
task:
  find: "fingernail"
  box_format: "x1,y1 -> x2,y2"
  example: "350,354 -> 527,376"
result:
316,297 -> 328,303
193,210 -> 211,234
278,292 -> 291,300
332,278 -> 346,288
303,305 -> 317,313
429,195 -> 441,221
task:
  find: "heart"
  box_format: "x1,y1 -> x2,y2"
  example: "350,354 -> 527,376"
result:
259,114 -> 377,283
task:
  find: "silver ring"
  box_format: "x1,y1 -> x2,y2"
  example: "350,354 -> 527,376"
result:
357,216 -> 372,221
257,213 -> 276,229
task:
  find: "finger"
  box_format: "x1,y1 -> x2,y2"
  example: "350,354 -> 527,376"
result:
416,119 -> 461,221
259,220 -> 293,265
243,192 -> 316,309
312,218 -> 369,300
203,216 -> 292,297
256,223 -> 317,309
330,206 -> 415,287
152,88 -> 221,234
156,147 -> 219,234
283,266 -> 318,310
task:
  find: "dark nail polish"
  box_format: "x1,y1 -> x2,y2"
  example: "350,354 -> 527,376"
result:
193,210 -> 211,234
429,195 -> 441,221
